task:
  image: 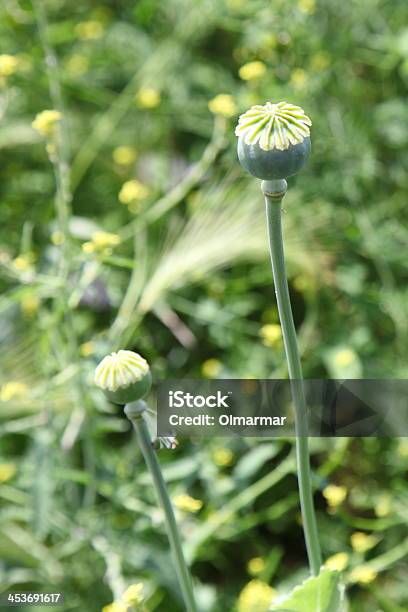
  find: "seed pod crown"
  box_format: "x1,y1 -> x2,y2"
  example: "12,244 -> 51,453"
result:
235,101 -> 311,151
94,350 -> 152,405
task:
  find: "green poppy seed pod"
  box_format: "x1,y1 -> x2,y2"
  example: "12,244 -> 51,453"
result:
235,101 -> 312,180
94,350 -> 152,405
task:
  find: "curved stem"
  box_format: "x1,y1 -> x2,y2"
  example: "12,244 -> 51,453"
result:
125,402 -> 197,612
263,180 -> 322,575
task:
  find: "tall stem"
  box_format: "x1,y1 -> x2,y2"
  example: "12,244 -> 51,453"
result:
125,402 -> 197,612
262,179 -> 322,575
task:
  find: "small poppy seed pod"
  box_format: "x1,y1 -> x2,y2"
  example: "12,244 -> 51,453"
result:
235,101 -> 312,180
94,350 -> 152,405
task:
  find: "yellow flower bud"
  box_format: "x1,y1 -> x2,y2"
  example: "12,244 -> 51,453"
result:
82,241 -> 95,254
122,583 -> 144,605
208,94 -> 237,118
212,447 -> 234,467
75,20 -> 105,40
32,110 -> 62,137
0,463 -> 17,483
333,348 -> 357,368
349,565 -> 377,585
136,87 -> 161,109
66,54 -> 89,76
118,180 -> 150,204
350,532 -> 378,553
173,493 -> 203,513
0,54 -> 19,77
325,552 -> 349,572
12,255 -> 34,272
0,381 -> 28,402
239,61 -> 267,81
112,146 -> 137,166
101,603 -> 128,612
322,484 -> 347,508
91,231 -> 121,248
247,557 -> 266,576
375,493 -> 392,517
237,579 -> 276,611
201,358 -> 222,378
259,324 -> 282,347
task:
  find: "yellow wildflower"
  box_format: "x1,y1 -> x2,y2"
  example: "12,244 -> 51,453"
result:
173,493 -> 203,513
82,242 -> 95,254
349,565 -> 377,585
322,484 -> 347,508
92,231 -> 121,248
298,0 -> 316,14
208,94 -> 237,118
259,323 -> 282,347
247,557 -> 266,576
82,232 -> 120,256
21,294 -> 40,317
290,68 -> 308,90
101,603 -> 128,612
136,87 -> 161,109
0,382 -> 28,402
375,493 -> 391,518
51,230 -> 65,246
325,552 -> 349,572
201,358 -> 222,378
80,341 -> 96,358
333,348 -> 357,368
212,447 -> 234,467
237,579 -> 276,612
311,52 -> 330,71
119,180 -> 150,204
350,532 -> 378,553
66,54 -> 89,77
12,254 -> 34,272
75,20 -> 105,41
239,61 -> 266,81
122,583 -> 143,605
113,146 -> 137,166
0,54 -> 19,77
32,110 -> 61,137
0,463 -> 17,483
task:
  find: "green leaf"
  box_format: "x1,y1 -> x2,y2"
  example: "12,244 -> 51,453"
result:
270,568 -> 345,612
0,523 -> 62,580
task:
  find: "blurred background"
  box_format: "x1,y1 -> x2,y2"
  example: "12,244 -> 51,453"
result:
0,0 -> 407,610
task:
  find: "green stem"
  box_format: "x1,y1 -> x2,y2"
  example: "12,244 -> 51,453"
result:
262,179 -> 322,575
125,402 -> 197,612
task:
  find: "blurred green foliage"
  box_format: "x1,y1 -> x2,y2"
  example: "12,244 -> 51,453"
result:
0,0 -> 407,610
